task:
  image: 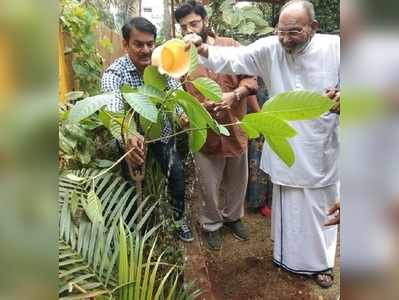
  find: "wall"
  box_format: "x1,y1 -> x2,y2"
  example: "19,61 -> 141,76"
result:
59,22 -> 126,99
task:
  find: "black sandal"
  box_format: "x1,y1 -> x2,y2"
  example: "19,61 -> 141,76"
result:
314,270 -> 334,288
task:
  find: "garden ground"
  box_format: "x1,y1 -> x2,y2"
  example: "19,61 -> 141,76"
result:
184,185 -> 340,300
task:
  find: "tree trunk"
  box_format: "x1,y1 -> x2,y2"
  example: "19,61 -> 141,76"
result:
162,0 -> 173,40
127,0 -> 140,17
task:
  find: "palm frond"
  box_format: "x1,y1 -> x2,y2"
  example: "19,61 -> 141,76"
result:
59,167 -> 200,299
117,221 -> 175,300
59,239 -> 114,299
58,168 -> 156,298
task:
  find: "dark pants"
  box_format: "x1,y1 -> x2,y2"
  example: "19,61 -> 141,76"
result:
149,139 -> 185,220
120,138 -> 186,220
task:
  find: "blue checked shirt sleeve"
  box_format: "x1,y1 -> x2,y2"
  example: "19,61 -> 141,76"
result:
101,69 -> 125,112
167,77 -> 184,116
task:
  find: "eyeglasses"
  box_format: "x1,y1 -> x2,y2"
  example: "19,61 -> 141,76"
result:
274,28 -> 305,37
180,19 -> 203,31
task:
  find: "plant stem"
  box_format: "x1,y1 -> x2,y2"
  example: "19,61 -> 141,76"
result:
143,80 -> 187,141
121,108 -> 134,145
221,121 -> 242,127
144,121 -> 241,144
88,146 -> 137,182
88,82 -> 241,180
86,121 -> 240,182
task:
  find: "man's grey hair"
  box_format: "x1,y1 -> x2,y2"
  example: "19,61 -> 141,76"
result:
280,0 -> 316,22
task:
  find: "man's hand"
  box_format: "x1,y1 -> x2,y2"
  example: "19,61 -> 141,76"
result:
183,33 -> 209,58
179,113 -> 190,128
125,133 -> 145,166
325,88 -> 340,114
325,201 -> 340,226
202,101 -> 218,117
183,33 -> 202,46
213,92 -> 235,118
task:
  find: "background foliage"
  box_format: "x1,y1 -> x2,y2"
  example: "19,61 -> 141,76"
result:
207,0 -> 339,46
270,0 -> 340,33
61,0 -> 104,95
208,0 -> 274,45
312,0 -> 340,33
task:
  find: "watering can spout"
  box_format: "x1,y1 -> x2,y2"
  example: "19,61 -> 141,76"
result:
151,39 -> 191,78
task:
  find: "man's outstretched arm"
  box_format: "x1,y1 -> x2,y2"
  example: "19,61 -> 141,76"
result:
184,33 -> 265,78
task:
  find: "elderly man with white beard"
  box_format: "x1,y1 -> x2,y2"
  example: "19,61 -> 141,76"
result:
185,0 -> 340,288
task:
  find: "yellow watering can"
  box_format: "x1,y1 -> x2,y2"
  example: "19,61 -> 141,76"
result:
151,39 -> 190,78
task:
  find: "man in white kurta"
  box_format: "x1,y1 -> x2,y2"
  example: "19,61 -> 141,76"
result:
185,0 -> 340,287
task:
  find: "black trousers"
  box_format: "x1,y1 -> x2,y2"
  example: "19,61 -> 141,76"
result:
120,138 -> 186,220
149,139 -> 185,219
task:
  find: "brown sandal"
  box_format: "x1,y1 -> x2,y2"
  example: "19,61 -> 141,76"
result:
314,270 -> 334,288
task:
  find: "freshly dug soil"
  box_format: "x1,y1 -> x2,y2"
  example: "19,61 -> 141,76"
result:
184,186 -> 340,300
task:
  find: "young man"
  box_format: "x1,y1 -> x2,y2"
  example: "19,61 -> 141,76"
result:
185,0 -> 340,287
101,17 -> 193,242
175,1 -> 258,251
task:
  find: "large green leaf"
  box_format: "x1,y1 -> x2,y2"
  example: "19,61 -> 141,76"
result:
98,110 -> 111,128
139,115 -> 162,140
64,124 -> 90,144
177,108 -> 207,152
163,99 -> 177,114
143,66 -> 168,91
265,136 -> 295,167
59,134 -> 76,154
109,119 -> 122,139
251,16 -> 269,28
175,91 -> 209,152
222,9 -> 241,27
68,94 -> 110,123
123,92 -> 159,123
98,110 -> 123,139
100,118 -> 116,139
177,92 -> 210,152
120,114 -> 138,140
121,84 -> 137,93
138,85 -> 166,101
257,27 -> 274,36
241,7 -> 269,27
192,77 -> 222,102
83,191 -> 104,224
189,129 -> 207,152
66,91 -> 85,102
240,122 -> 260,139
77,141 -> 93,165
220,0 -> 234,11
174,90 -> 219,134
241,112 -> 297,138
188,45 -> 199,75
239,22 -> 256,35
262,90 -> 333,120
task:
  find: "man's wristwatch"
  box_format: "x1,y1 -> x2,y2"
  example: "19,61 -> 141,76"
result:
233,89 -> 241,102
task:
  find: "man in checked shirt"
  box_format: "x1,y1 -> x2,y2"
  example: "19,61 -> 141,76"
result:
101,17 -> 193,242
